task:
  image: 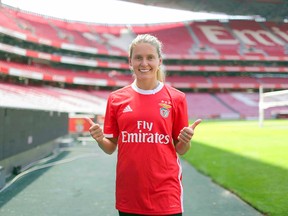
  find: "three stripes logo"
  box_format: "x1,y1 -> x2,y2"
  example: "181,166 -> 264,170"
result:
123,105 -> 133,113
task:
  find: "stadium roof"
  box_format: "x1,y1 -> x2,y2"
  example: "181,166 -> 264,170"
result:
120,0 -> 288,21
1,0 -> 246,24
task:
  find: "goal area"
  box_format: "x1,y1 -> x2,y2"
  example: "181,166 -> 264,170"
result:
259,86 -> 288,127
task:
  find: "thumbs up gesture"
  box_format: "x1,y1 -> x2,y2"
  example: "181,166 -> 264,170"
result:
85,117 -> 104,143
176,119 -> 202,155
179,119 -> 202,141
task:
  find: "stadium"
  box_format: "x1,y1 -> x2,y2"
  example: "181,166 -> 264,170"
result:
0,0 -> 287,215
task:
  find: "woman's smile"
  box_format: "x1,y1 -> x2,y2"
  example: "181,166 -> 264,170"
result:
139,68 -> 150,73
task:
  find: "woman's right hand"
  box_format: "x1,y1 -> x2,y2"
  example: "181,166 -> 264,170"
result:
86,117 -> 104,143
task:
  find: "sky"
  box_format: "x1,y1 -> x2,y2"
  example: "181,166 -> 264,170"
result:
2,0 -> 250,24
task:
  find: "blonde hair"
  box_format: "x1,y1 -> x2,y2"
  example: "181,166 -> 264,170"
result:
129,34 -> 165,82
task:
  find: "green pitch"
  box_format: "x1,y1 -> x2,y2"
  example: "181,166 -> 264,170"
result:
183,119 -> 288,216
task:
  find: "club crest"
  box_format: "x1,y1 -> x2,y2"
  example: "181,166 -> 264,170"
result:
159,102 -> 171,118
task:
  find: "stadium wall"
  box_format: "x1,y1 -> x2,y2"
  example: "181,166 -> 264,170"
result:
0,107 -> 69,177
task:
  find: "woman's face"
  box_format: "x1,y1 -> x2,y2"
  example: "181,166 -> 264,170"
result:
129,42 -> 162,81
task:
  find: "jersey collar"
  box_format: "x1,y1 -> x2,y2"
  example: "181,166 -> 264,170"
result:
132,81 -> 164,95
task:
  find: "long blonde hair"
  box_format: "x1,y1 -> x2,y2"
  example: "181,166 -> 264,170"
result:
129,34 -> 165,82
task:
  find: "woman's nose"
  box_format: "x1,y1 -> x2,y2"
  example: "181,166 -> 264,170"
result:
140,59 -> 148,65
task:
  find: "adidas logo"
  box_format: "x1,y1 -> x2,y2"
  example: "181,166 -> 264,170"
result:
123,105 -> 133,113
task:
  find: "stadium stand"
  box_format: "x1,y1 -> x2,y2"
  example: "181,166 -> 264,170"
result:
215,92 -> 259,118
0,82 -> 106,114
0,3 -> 287,121
228,20 -> 286,56
132,23 -> 195,55
189,20 -> 239,56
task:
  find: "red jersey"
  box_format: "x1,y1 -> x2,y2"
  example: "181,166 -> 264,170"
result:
103,82 -> 189,215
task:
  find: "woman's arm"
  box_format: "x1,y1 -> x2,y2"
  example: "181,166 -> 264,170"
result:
97,137 -> 118,155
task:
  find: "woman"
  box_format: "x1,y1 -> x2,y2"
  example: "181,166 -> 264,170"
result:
87,34 -> 201,216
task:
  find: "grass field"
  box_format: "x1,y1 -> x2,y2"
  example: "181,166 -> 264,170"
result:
183,119 -> 288,216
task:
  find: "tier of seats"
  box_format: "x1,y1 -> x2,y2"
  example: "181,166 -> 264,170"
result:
1,82 -> 285,119
132,23 -> 195,55
1,60 -> 287,89
0,82 -> 106,114
0,5 -> 287,57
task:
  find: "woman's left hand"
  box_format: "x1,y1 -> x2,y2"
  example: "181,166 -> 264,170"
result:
178,119 -> 202,142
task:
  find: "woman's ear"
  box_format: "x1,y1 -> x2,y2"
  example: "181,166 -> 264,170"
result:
128,57 -> 131,65
128,57 -> 133,71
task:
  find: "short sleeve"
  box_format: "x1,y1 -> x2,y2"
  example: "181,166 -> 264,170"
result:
103,94 -> 119,138
172,93 -> 189,141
